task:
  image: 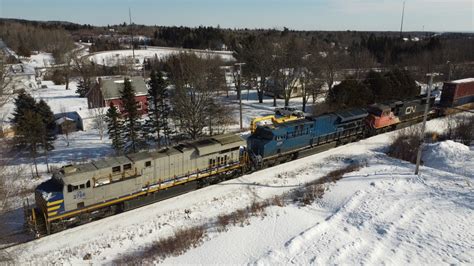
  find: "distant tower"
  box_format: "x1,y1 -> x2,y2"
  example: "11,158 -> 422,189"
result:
129,8 -> 135,59
400,1 -> 406,38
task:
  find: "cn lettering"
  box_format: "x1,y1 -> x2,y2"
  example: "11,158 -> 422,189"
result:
405,106 -> 416,114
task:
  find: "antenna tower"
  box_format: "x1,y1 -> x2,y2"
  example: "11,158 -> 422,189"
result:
400,1 -> 406,38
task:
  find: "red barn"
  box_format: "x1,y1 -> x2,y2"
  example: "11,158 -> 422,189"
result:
86,76 -> 148,116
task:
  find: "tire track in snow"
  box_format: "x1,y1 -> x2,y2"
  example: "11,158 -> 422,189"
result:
255,190 -> 368,264
364,203 -> 422,265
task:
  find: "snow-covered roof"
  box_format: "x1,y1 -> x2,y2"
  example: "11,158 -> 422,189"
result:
55,117 -> 75,125
7,64 -> 36,76
99,76 -> 148,100
449,78 -> 474,84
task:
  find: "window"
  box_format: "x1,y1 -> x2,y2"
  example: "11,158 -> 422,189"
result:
112,166 -> 121,173
68,183 -> 90,192
145,161 -> 152,167
77,202 -> 85,208
123,163 -> 132,171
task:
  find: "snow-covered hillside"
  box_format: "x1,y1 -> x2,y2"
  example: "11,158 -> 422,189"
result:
4,118 -> 473,264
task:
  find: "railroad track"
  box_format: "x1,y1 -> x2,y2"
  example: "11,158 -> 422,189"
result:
0,229 -> 34,250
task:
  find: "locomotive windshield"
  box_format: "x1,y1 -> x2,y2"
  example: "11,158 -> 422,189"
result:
254,127 -> 274,140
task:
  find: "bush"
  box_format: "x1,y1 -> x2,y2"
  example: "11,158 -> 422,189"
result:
451,116 -> 474,145
387,126 -> 422,163
297,184 -> 325,206
439,115 -> 474,145
144,226 -> 206,261
326,164 -> 361,183
231,208 -> 248,226
271,195 -> 285,207
47,69 -> 65,85
216,214 -> 231,232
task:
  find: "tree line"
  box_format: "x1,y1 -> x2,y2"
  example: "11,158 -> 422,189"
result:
0,21 -> 74,63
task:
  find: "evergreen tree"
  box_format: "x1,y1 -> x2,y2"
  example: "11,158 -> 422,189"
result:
145,70 -> 171,147
16,111 -> 45,177
11,92 -> 37,125
105,103 -> 124,154
120,78 -> 141,153
11,93 -> 55,177
328,79 -> 373,108
76,79 -> 91,97
36,100 -> 56,150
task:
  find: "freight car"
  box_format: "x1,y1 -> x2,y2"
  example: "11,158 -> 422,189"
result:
30,134 -> 246,234
439,78 -> 474,114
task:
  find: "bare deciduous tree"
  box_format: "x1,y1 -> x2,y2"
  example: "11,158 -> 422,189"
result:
166,53 -> 230,139
273,37 -> 306,107
90,107 -> 107,140
349,48 -> 377,80
233,35 -> 275,103
320,48 -> 347,97
0,53 -> 13,109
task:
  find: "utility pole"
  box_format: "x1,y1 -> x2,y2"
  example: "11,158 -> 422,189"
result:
400,0 -> 406,38
415,73 -> 440,175
447,61 -> 452,81
235,62 -> 246,131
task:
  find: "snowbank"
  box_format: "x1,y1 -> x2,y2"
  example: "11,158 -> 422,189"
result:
423,140 -> 474,179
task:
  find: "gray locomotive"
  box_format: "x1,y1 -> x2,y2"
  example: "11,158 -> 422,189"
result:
30,134 -> 245,234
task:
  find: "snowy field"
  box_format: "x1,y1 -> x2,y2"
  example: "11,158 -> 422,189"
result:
23,53 -> 55,68
3,115 -> 473,264
87,47 -> 234,67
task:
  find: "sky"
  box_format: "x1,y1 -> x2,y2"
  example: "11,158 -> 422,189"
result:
0,0 -> 473,32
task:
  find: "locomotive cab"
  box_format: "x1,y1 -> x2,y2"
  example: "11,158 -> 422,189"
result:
34,172 -> 66,227
365,104 -> 400,130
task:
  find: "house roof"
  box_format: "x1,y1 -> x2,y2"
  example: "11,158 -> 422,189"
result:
7,64 -> 36,76
100,76 -> 148,100
55,117 -> 75,125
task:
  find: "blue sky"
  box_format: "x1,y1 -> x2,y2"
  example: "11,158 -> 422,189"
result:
1,0 -> 472,32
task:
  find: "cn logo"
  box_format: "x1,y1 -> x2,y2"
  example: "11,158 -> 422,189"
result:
406,106 -> 416,114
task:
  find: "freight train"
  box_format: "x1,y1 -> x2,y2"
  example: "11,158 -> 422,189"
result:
26,78 -> 474,236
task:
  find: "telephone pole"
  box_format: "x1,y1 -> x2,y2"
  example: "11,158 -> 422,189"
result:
414,73 -> 440,175
235,62 -> 246,131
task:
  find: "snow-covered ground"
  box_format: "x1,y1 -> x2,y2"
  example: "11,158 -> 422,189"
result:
3,115 -> 473,264
87,47 -> 234,67
23,53 -> 55,68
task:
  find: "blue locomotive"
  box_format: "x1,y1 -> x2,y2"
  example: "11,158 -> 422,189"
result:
247,108 -> 368,163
